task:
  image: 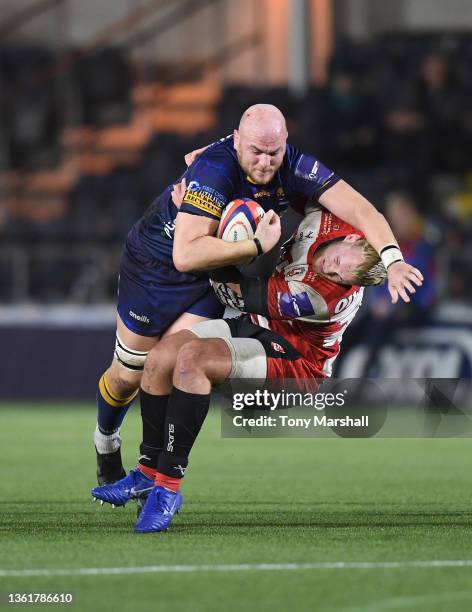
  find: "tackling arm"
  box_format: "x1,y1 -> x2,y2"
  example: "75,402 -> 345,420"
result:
173,213 -> 257,272
318,180 -> 424,303
173,210 -> 281,273
212,276 -> 325,321
318,180 -> 395,254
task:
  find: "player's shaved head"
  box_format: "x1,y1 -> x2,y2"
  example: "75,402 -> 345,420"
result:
238,104 -> 288,140
234,104 -> 288,184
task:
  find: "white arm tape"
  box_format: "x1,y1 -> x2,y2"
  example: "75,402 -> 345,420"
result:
380,244 -> 404,269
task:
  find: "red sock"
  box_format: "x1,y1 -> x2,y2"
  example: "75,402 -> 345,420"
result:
155,471 -> 181,492
138,463 -> 157,480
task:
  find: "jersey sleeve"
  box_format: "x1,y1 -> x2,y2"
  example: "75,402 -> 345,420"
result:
287,147 -> 340,214
179,147 -> 238,221
240,276 -> 330,321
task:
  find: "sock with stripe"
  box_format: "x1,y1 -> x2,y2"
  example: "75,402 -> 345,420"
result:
95,374 -> 138,454
155,471 -> 181,492
156,387 -> 211,488
138,463 -> 157,481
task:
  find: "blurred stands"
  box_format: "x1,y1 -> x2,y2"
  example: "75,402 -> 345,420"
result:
0,31 -> 472,308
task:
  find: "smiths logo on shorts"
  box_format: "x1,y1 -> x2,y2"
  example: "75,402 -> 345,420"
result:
183,181 -> 226,219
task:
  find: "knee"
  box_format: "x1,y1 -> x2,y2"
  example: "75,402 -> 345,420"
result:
143,341 -> 175,381
174,340 -> 207,382
105,368 -> 140,398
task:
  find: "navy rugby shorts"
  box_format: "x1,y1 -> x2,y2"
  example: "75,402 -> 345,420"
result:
117,245 -> 224,337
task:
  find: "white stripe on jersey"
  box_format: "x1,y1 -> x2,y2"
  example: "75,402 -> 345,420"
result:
319,289 -> 364,375
331,287 -> 364,326
251,314 -> 270,329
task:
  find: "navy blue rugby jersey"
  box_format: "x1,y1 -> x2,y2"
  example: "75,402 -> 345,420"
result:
126,135 -> 339,283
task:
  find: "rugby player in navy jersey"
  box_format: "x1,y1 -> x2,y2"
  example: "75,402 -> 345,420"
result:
94,103 -> 422,486
90,204 -> 393,530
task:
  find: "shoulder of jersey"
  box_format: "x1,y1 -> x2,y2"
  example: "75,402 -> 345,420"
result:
203,135 -> 236,158
319,207 -> 364,239
284,142 -> 297,160
191,136 -> 236,171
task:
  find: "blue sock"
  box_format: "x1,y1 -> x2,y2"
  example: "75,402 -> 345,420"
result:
97,374 -> 138,434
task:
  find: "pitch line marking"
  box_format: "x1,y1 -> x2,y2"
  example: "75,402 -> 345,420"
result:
345,589 -> 472,612
1,560 -> 472,578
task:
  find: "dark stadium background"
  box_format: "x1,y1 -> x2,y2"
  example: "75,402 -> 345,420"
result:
0,0 -> 471,398
1,3 -> 472,611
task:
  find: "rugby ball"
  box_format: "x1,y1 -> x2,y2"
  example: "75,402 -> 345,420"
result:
217,198 -> 265,242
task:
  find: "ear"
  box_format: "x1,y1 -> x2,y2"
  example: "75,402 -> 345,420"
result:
233,129 -> 239,149
343,233 -> 361,243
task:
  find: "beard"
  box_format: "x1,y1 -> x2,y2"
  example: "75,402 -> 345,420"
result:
248,168 -> 277,184
236,151 -> 276,185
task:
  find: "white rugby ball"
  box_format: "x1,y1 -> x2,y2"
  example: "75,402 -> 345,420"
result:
217,198 -> 265,242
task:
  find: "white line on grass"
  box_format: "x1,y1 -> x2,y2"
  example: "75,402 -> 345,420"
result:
1,560 -> 472,578
345,589 -> 472,612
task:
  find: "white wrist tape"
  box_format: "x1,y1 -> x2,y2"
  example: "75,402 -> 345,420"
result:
380,244 -> 404,269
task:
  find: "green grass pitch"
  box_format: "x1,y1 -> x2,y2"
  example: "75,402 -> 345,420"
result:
1,404 -> 471,611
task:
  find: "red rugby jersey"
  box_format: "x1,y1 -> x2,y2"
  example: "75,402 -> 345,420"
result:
242,206 -> 365,377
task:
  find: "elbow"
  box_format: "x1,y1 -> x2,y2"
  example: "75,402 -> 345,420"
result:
173,250 -> 193,273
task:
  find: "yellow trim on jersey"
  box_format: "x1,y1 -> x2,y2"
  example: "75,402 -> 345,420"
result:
99,375 -> 138,407
182,192 -> 222,218
320,176 -> 336,191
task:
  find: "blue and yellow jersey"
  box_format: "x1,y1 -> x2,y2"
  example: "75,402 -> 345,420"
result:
126,135 -> 339,284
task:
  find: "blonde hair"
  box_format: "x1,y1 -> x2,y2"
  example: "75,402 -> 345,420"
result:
352,239 -> 387,286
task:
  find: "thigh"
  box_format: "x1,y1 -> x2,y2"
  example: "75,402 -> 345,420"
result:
162,312 -> 213,339
175,337 -> 233,388
116,315 -> 159,352
225,315 -> 321,386
117,264 -> 223,338
190,318 -> 267,380
160,282 -> 225,337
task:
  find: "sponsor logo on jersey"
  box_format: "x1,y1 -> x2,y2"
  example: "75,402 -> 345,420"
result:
278,290 -> 316,318
183,184 -> 226,218
285,266 -> 308,278
271,341 -> 286,354
187,180 -> 200,192
129,310 -> 150,324
308,160 -> 319,179
321,212 -> 333,235
162,220 -> 176,239
334,289 -> 363,314
298,229 -> 315,241
254,189 -> 271,198
295,155 -> 334,189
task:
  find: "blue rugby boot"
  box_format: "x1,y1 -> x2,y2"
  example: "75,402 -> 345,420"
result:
91,468 -> 154,507
134,486 -> 183,533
